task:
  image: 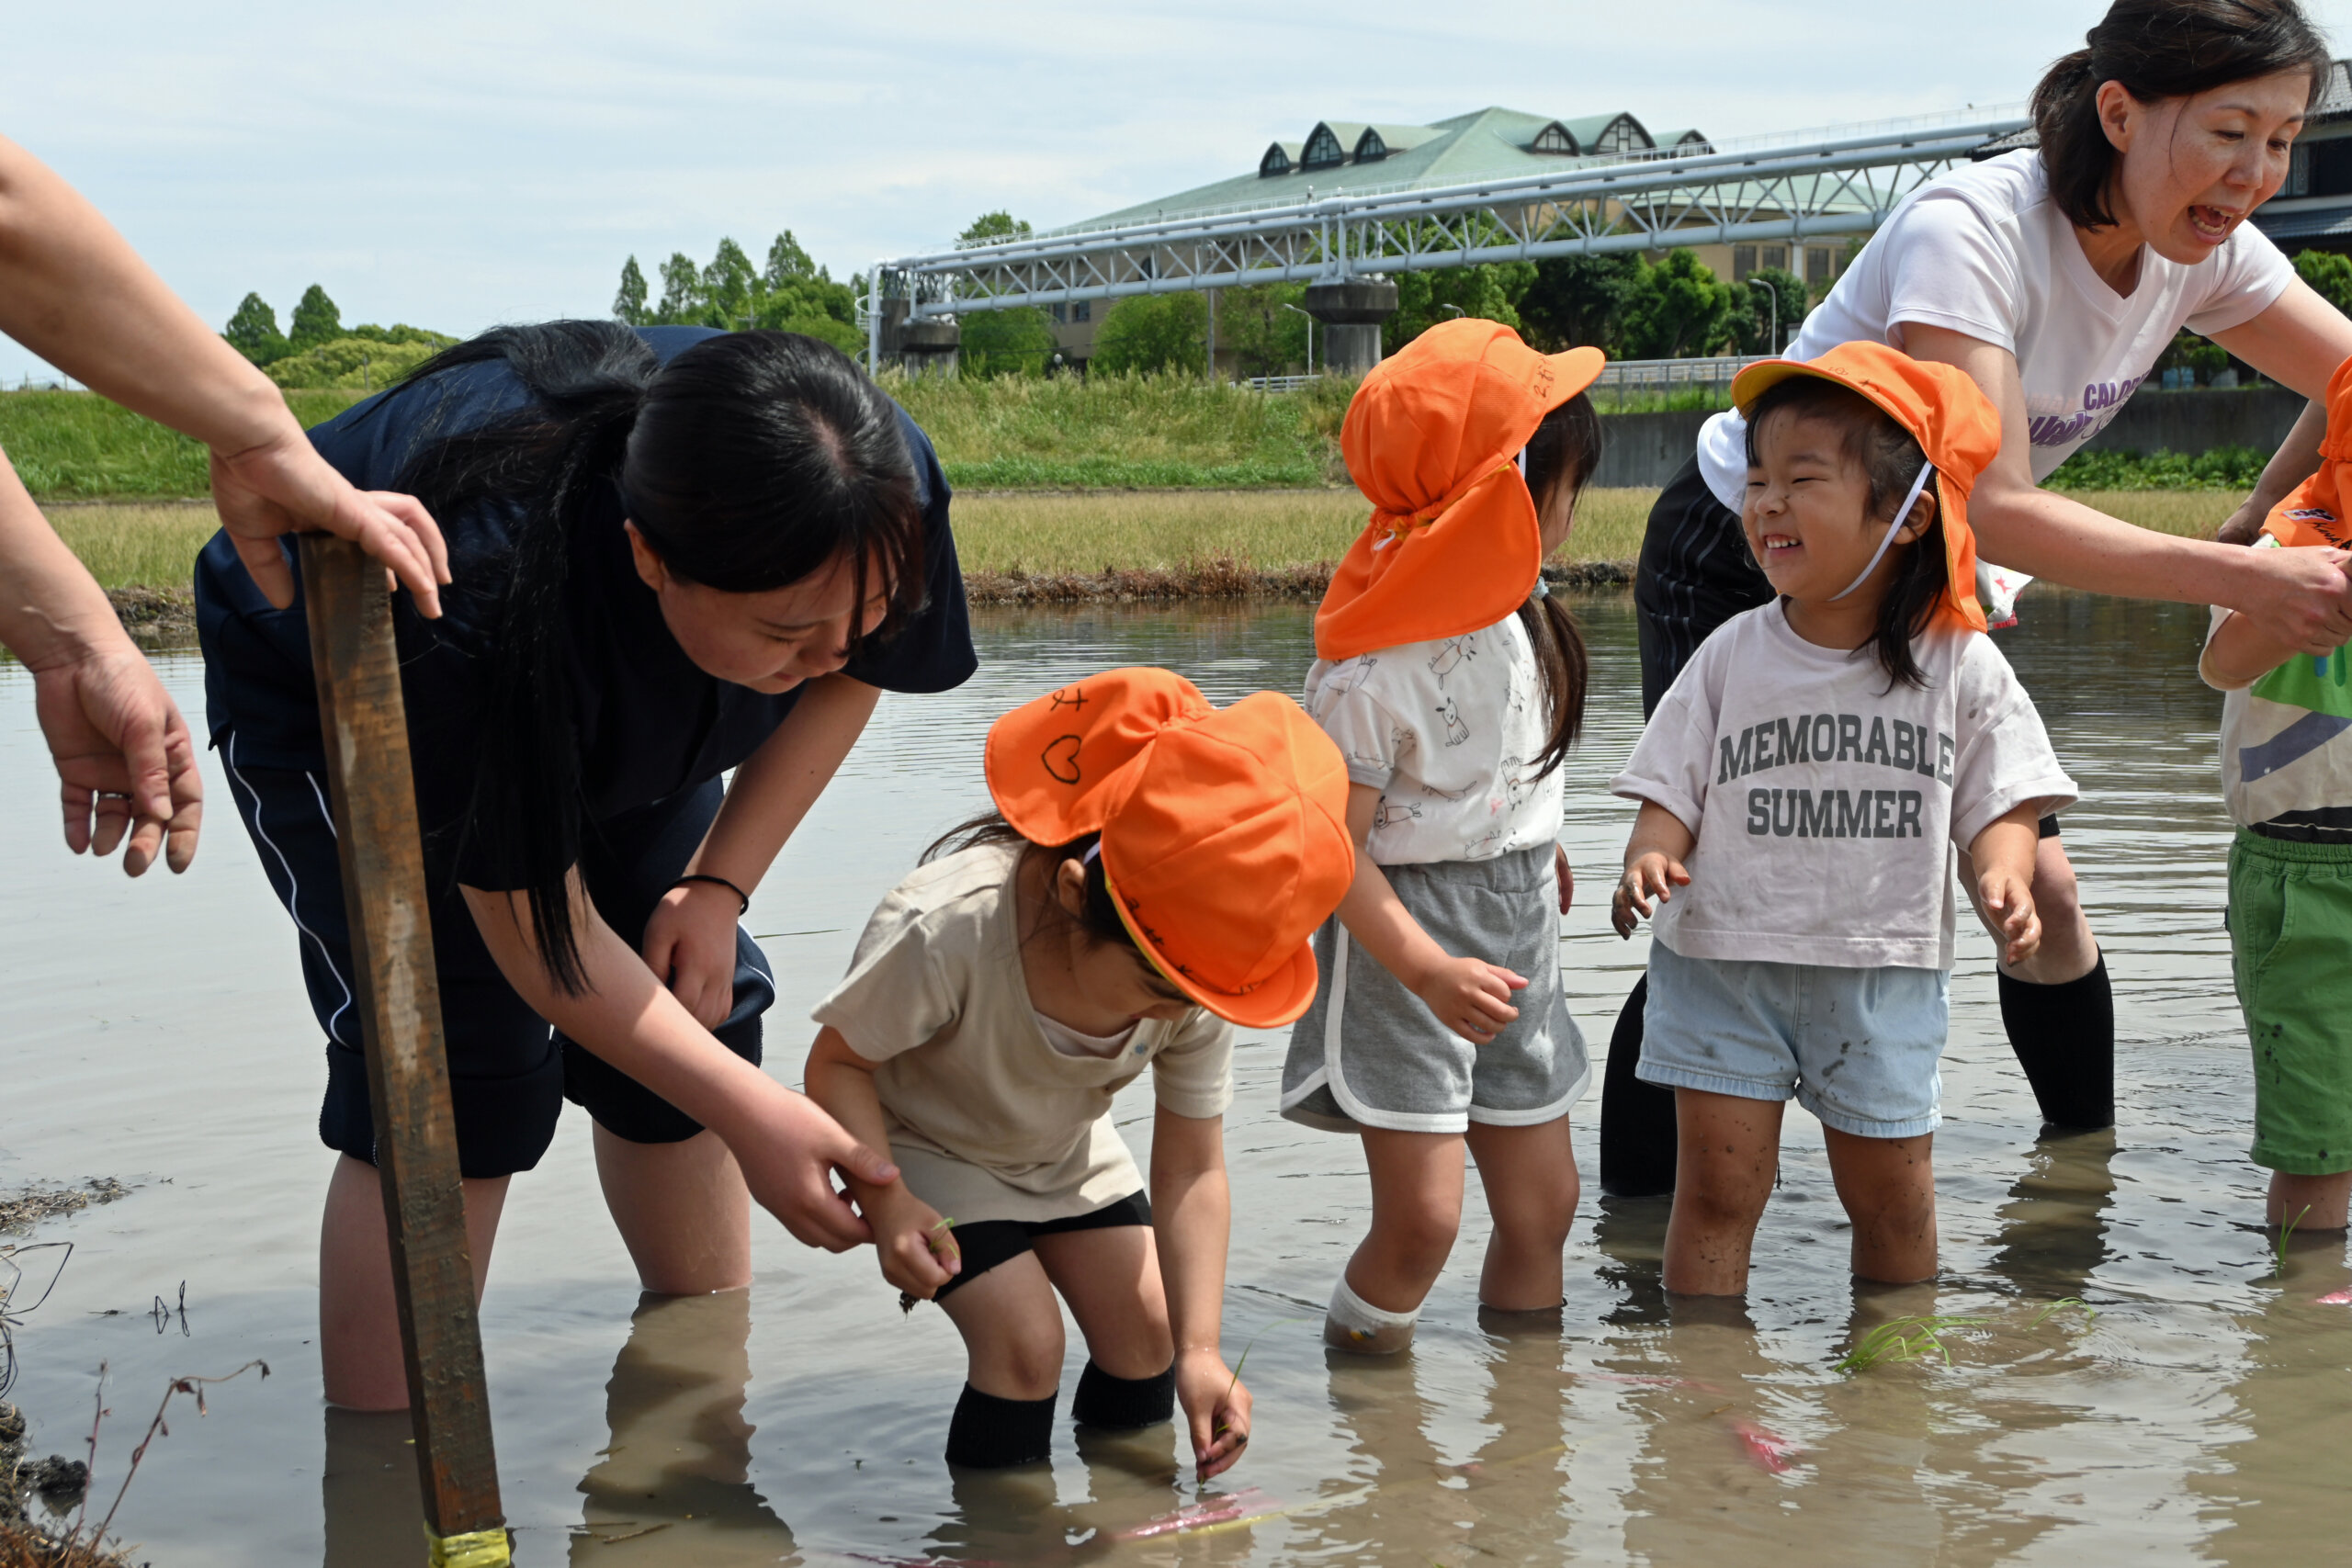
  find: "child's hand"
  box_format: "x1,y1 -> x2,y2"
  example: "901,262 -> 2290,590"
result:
1555,842 -> 1574,914
1176,1348 -> 1251,1480
1977,863 -> 2041,966
642,880 -> 741,1029
1612,852 -> 1690,937
1414,955 -> 1525,1043
874,1194 -> 961,1300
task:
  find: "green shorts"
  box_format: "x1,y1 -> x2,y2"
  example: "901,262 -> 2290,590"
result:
2229,829 -> 2352,1176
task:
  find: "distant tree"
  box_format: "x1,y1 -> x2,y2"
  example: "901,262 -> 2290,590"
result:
224,291 -> 291,366
1091,291 -> 1207,376
2296,249 -> 2352,318
1217,282 -> 1310,378
1618,249 -> 1735,358
614,256 -> 649,325
765,230 -> 818,286
1518,254 -> 1644,355
1727,266 -> 1809,355
960,307 -> 1059,377
701,238 -> 759,328
288,284 -> 343,351
1384,261 -> 1534,355
960,211 -> 1034,246
657,253 -> 705,321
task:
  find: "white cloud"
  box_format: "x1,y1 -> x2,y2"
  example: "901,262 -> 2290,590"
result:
6,0 -> 2351,381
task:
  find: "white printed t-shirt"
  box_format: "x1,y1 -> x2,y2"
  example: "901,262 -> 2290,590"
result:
1693,150 -> 2292,511
1612,603 -> 2077,969
811,841 -> 1234,1224
1303,608 -> 1564,865
2208,538 -> 2352,836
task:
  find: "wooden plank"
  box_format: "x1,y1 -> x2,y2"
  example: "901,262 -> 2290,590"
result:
300,536 -> 508,1557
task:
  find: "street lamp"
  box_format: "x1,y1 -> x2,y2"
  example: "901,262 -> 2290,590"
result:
1281,301 -> 1315,377
1750,276 -> 1781,356
1439,303 -> 1465,318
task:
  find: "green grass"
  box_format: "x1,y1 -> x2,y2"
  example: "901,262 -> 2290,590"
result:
46,502 -> 223,590
0,389 -> 364,501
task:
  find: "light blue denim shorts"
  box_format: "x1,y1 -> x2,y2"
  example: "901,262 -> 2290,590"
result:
1637,941 -> 1950,1139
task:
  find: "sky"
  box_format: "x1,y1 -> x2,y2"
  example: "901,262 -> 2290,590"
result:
8,0 -> 2352,383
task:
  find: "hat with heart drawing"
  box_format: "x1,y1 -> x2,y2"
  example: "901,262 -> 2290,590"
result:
984,667 -> 1354,1028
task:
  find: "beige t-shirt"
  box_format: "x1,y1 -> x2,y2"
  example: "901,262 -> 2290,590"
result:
811,841 -> 1234,1224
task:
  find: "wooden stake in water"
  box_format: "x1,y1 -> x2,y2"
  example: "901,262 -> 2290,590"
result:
300,536 -> 511,1568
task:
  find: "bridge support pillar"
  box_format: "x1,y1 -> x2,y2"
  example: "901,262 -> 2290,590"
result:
899,318 -> 960,378
1305,279 -> 1398,378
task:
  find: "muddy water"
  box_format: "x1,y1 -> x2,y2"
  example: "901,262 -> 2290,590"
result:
4,592 -> 2348,1566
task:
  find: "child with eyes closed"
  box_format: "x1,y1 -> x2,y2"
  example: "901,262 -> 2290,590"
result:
1278,319 -> 1602,1353
1610,343 -> 2076,1298
805,667 -> 1352,1476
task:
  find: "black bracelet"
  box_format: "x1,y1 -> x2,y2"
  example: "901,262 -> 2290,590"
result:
673,874 -> 751,914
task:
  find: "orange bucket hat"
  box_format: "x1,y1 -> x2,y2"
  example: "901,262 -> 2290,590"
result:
1731,341 -> 2002,633
2260,352 -> 2352,551
1316,318 -> 1605,660
984,667 -> 1355,1029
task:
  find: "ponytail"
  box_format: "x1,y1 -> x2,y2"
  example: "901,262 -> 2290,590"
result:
1517,391 -> 1601,779
398,322 -> 926,990
2032,0 -> 2331,231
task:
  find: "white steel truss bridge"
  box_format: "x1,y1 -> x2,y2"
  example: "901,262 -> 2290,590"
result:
865,107 -> 2030,359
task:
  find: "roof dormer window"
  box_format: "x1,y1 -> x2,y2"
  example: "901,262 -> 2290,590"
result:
1353,127 -> 1388,163
1530,121 -> 1579,155
1260,141 -> 1295,177
1300,122 -> 1347,171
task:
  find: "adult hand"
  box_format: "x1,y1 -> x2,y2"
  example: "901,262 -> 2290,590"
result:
210,430 -> 450,618
727,1081 -> 899,1251
641,882 -> 741,1029
2215,494 -> 2268,547
30,637 -> 202,874
1413,954 -> 1524,1043
1178,1348 -> 1250,1480
2231,544 -> 2352,657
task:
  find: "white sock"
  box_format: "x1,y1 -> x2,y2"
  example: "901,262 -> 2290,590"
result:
1325,1276 -> 1419,1354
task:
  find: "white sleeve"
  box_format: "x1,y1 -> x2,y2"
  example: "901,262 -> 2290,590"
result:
1610,641 -> 1724,834
1877,192 -> 2030,356
1948,641 -> 2080,849
2183,223 -> 2295,337
1311,677 -> 1408,791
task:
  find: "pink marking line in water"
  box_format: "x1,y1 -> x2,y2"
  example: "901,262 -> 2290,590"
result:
2316,1287 -> 2352,1304
1726,1417 -> 1801,1474
1116,1486 -> 1280,1540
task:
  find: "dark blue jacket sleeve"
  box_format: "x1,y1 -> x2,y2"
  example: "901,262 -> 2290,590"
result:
842,409 -> 977,694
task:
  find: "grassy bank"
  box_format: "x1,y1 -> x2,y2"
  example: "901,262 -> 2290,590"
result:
0,390 -> 365,500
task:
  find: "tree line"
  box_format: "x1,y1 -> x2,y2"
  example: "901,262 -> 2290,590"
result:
610,231 -> 863,357
222,286 -> 455,389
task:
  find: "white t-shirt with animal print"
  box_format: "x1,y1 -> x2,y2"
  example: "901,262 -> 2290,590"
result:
1302,608 -> 1564,866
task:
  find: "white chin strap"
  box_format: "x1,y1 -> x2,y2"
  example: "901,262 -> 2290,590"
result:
1829,461 -> 1937,602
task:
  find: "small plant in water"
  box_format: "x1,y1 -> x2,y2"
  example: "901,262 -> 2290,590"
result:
2027,1297 -> 2099,1330
2275,1204 -> 2311,1280
1834,1314 -> 1984,1375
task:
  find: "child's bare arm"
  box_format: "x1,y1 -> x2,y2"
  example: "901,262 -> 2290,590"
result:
1149,1106 -> 1249,1478
1333,783 -> 1525,1042
803,1027 -> 958,1296
1611,802 -> 1696,938
1967,804 -> 2043,966
2204,606 -> 2310,690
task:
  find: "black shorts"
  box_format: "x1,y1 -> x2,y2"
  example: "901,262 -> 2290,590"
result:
933,1191 -> 1152,1301
221,732 -> 773,1179
1634,455 -> 2064,838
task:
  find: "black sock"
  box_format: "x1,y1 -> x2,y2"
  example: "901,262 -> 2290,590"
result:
1069,1359 -> 1176,1429
1600,976 -> 1679,1197
1998,953 -> 2115,1131
945,1384 -> 1057,1469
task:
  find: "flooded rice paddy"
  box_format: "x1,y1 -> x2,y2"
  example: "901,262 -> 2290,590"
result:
4,590 -> 2347,1565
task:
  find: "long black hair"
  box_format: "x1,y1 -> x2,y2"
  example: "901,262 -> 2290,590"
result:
1745,376 -> 1947,691
1517,391 -> 1600,779
2033,0 -> 2332,231
397,323 -> 927,990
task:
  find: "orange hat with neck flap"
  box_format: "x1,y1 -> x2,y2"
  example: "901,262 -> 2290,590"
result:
1731,341 -> 2002,633
2260,352 -> 2352,552
1315,318 -> 1604,661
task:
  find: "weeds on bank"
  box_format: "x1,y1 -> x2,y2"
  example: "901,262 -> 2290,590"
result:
0,1247 -> 72,1402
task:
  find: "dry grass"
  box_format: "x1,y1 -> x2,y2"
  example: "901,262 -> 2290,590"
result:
43,503 -> 218,592
2064,489 -> 2239,539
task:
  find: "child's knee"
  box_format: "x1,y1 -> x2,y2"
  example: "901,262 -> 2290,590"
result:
1373,1201 -> 1464,1275
967,1317 -> 1066,1401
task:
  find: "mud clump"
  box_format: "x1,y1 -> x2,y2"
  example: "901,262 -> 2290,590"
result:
0,1183 -> 128,1236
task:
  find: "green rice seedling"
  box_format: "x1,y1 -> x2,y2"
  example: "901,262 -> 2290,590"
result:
1215,1315 -> 1309,1437
2027,1297 -> 2099,1330
2275,1204 -> 2311,1280
1834,1314 -> 1984,1375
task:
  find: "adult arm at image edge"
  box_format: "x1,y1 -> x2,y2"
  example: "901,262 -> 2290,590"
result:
1149,1103 -> 1249,1478
1903,315 -> 2352,655
0,132 -> 448,613
464,879 -> 898,1251
646,675 -> 883,1026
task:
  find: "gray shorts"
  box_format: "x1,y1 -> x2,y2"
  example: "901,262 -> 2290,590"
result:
1280,843 -> 1590,1134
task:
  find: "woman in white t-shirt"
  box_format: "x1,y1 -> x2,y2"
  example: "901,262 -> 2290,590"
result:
1605,0 -> 2352,1196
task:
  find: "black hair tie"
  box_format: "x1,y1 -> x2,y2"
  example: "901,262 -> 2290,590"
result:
672,874 -> 751,914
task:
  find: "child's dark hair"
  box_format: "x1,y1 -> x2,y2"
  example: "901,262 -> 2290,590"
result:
1744,377 -> 1948,691
1517,391 -> 1600,778
922,815 -> 1140,953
